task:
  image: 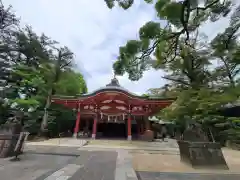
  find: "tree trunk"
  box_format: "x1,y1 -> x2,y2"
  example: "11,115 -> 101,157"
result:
40,88 -> 52,135
208,127 -> 215,142
39,59 -> 60,136
220,56 -> 235,87
39,50 -> 70,136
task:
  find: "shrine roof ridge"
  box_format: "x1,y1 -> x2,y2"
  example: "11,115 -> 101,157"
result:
52,89 -> 176,101
52,77 -> 176,102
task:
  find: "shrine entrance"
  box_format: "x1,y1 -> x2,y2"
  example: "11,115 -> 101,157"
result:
95,114 -> 137,139
51,76 -> 174,141
98,122 -> 126,139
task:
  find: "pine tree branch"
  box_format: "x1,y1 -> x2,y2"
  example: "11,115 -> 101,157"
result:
162,76 -> 190,86
190,0 -> 220,11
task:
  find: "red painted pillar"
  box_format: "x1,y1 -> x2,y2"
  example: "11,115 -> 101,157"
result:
73,110 -> 81,138
127,115 -> 132,140
92,117 -> 97,139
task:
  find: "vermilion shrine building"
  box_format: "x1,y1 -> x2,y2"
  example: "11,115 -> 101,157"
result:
52,77 -> 174,140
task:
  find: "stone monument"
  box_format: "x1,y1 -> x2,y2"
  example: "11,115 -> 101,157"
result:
177,123 -> 228,169
0,111 -> 27,158
0,123 -> 22,158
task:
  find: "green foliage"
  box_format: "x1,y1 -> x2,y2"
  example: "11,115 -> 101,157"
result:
210,13 -> 240,87
106,0 -> 240,144
104,0 -> 134,9
114,39 -> 151,80
0,1 -> 88,137
104,0 -> 153,9
47,104 -> 77,137
161,88 -> 236,121
109,0 -> 232,81
144,84 -> 180,98
55,70 -> 88,95
139,22 -> 161,39
159,86 -> 239,143
156,1 -> 182,27
12,98 -> 40,110
0,2 -> 19,102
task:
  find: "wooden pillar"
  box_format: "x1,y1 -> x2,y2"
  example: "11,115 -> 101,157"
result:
145,115 -> 150,130
73,109 -> 81,138
127,114 -> 132,140
86,119 -> 89,130
125,119 -> 128,138
92,116 -> 97,139
140,116 -> 144,133
137,121 -> 141,136
140,123 -> 143,134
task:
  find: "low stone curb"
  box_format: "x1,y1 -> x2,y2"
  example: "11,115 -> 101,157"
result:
26,139 -> 88,147
82,144 -> 179,151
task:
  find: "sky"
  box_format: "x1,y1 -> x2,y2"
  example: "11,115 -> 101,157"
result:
3,0 -> 233,95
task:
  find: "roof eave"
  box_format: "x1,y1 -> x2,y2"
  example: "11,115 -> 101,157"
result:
52,89 -> 176,102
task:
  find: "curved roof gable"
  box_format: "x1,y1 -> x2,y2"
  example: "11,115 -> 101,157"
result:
82,77 -> 140,97
52,77 -> 176,102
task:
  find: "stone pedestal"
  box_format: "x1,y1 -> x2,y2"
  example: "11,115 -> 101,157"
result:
140,130 -> 154,141
177,140 -> 228,169
127,135 -> 132,141
92,134 -> 96,139
73,133 -> 78,138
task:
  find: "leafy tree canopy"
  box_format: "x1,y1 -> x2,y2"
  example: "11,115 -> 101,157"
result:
0,1 -> 88,137
106,0 -> 240,144
108,0 -> 233,81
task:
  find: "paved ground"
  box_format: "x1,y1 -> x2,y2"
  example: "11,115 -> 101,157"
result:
0,146 -> 118,180
0,153 -> 74,180
1,138 -> 240,180
36,151 -> 117,180
136,171 -> 240,180
26,138 -> 87,147
25,145 -> 83,156
84,138 -> 178,151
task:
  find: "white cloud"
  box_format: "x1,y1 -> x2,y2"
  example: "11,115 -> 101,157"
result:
5,0 -> 161,94
3,0 -> 234,95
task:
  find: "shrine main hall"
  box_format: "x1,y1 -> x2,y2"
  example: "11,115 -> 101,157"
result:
52,77 -> 175,140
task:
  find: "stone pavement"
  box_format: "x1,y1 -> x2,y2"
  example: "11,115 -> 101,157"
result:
0,148 -> 118,180
0,153 -> 74,180
84,138 -> 179,152
36,151 -> 117,180
115,149 -> 138,180
25,144 -> 83,156
1,138 -> 240,180
26,143 -> 138,180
